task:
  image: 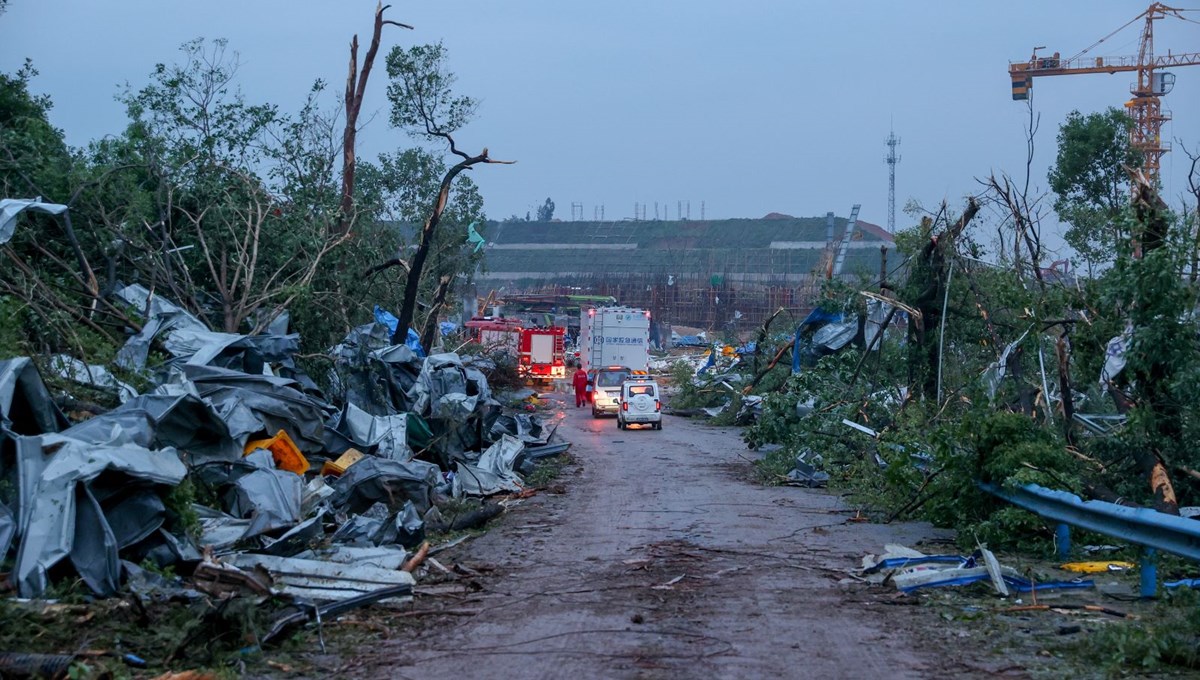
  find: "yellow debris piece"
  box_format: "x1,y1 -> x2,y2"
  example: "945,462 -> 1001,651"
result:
320,447 -> 365,477
243,429 -> 309,475
1060,561 -> 1136,574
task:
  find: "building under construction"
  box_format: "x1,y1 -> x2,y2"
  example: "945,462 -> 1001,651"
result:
476,211 -> 894,332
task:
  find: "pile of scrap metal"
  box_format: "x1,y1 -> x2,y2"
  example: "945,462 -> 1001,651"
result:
0,288 -> 567,613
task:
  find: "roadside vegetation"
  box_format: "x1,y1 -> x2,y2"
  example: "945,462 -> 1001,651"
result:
668,109 -> 1200,673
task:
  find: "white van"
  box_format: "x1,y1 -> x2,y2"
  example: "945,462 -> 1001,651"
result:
617,379 -> 662,430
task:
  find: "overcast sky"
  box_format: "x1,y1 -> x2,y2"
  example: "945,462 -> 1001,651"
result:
3,1 -> 1198,259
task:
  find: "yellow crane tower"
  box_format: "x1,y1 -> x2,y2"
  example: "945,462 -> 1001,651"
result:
1009,3 -> 1200,185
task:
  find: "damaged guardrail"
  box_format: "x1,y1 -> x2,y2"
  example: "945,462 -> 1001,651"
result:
979,482 -> 1200,597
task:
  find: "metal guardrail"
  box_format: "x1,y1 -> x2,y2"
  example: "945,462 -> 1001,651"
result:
979,482 -> 1200,597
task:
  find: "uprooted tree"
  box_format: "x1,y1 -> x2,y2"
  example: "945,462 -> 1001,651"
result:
380,41 -> 512,346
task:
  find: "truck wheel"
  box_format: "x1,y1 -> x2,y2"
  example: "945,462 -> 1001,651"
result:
655,421 -> 662,430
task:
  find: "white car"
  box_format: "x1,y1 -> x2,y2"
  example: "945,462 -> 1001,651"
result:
617,379 -> 662,430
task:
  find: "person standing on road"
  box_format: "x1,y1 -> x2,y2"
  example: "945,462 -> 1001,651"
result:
572,364 -> 590,408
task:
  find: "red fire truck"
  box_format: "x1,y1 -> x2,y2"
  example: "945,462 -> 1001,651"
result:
518,325 -> 566,382
464,318 -> 566,384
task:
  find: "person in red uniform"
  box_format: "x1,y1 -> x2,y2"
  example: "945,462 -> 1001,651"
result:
571,364 -> 590,408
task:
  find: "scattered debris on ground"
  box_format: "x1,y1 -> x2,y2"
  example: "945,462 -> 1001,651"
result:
0,289 -> 571,676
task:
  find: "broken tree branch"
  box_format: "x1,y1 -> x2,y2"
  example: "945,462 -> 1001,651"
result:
338,2 -> 412,236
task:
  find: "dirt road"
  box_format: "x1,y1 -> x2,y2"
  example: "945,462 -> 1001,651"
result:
356,398 -> 1003,679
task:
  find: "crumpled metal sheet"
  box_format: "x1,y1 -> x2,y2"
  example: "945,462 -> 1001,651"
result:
293,545 -> 409,570
812,320 -> 858,351
112,284 -> 301,371
864,299 -> 892,351
408,353 -> 477,418
254,511 -> 326,557
113,284 -> 210,369
983,329 -> 1031,401
229,552 -> 416,602
331,402 -> 410,461
332,456 -> 440,515
371,500 -> 425,549
0,197 -> 68,245
488,413 -> 547,444
48,354 -> 138,403
196,505 -> 252,552
225,450 -> 303,539
70,485 -> 121,596
62,393 -> 241,467
0,357 -> 69,436
454,435 -> 525,497
183,364 -> 329,453
14,434 -> 187,597
327,324 -> 424,415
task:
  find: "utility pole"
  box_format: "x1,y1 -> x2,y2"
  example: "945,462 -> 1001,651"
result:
885,127 -> 901,232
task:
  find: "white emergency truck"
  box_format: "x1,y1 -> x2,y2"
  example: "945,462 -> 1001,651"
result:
579,306 -> 651,373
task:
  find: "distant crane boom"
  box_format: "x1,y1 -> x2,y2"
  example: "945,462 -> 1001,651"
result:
1009,3 -> 1200,184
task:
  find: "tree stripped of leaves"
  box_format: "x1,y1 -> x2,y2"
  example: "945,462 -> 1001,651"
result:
337,2 -> 412,236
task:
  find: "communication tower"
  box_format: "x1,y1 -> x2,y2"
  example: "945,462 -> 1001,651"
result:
885,128 -> 901,232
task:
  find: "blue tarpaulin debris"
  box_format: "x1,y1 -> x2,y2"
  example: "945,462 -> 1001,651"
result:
861,545 -> 1095,595
735,342 -> 757,355
373,305 -> 427,357
792,308 -> 846,373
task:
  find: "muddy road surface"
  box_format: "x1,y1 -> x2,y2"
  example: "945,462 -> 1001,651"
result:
349,398 -> 1007,679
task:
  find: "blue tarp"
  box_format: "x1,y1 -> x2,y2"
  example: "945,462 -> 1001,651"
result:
439,321 -> 458,336
792,308 -> 848,374
373,305 -> 427,358
735,342 -> 757,355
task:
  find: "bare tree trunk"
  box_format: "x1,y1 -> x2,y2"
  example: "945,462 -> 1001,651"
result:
1055,330 -> 1076,447
419,274 -> 452,352
337,3 -> 412,236
1128,171 -> 1180,515
910,200 -> 979,400
393,148 -> 499,344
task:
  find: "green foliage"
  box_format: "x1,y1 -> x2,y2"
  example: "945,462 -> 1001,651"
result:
0,295 -> 28,359
386,42 -> 477,139
524,452 -> 574,488
665,358 -> 730,410
1084,588 -> 1200,672
164,477 -> 203,541
0,60 -> 71,198
1049,108 -> 1141,265
536,197 -> 555,221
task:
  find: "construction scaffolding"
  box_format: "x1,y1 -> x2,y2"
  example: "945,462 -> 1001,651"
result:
486,270 -> 857,334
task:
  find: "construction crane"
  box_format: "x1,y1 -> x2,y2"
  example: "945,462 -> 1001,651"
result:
1008,3 -> 1200,185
